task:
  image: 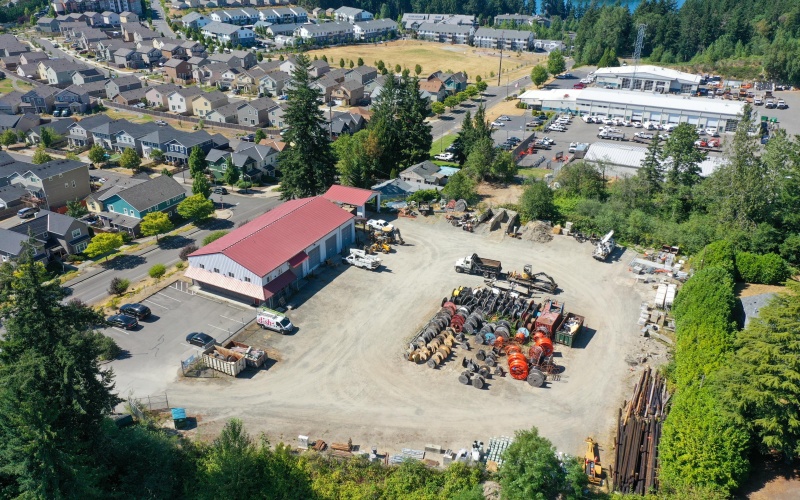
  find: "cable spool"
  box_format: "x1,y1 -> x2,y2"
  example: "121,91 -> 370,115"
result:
527,368 -> 545,387
493,336 -> 505,348
485,355 -> 497,367
535,336 -> 554,357
494,326 -> 510,340
461,341 -> 470,350
508,352 -> 529,380
505,344 -> 522,356
483,332 -> 497,345
516,327 -> 530,343
484,322 -> 497,333
475,333 -> 485,345
478,365 -> 490,378
497,320 -> 512,332
458,372 -> 471,385
473,375 -> 485,389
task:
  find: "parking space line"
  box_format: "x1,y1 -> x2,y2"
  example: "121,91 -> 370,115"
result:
155,292 -> 182,302
220,315 -> 247,325
112,327 -> 129,335
206,324 -> 231,333
143,299 -> 169,309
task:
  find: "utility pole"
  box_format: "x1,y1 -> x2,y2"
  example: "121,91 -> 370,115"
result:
497,31 -> 504,87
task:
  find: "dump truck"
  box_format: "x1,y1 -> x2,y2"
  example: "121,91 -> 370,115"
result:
507,265 -> 558,293
598,130 -> 626,141
554,312 -> 584,347
592,230 -> 616,261
346,248 -> 381,270
454,253 -> 502,278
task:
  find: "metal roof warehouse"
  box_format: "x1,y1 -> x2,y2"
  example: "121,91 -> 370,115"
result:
519,88 -> 746,133
185,196 -> 355,306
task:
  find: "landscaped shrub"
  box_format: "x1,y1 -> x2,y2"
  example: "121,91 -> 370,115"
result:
735,251 -> 790,285
202,231 -> 229,246
179,244 -> 197,261
406,189 -> 439,203
148,264 -> 166,279
108,277 -> 130,296
692,240 -> 736,279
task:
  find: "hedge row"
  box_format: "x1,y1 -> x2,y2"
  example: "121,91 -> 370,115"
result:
734,251 -> 791,285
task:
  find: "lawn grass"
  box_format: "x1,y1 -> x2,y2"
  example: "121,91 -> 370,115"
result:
105,109 -> 154,124
430,134 -> 456,156
0,79 -> 14,94
517,167 -> 551,180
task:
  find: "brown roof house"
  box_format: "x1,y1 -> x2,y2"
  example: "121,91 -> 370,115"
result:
163,59 -> 193,84
331,80 -> 365,106
418,79 -> 447,102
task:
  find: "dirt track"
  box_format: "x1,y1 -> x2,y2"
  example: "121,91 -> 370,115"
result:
167,214 -> 653,456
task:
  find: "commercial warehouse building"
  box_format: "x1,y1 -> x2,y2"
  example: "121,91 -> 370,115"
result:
583,143 -> 728,178
519,88 -> 746,133
185,196 -> 355,306
592,65 -> 701,94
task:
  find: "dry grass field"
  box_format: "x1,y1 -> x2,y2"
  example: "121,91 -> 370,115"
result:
306,40 -> 546,82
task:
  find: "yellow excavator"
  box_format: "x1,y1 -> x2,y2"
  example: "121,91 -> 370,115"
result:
585,437 -> 603,486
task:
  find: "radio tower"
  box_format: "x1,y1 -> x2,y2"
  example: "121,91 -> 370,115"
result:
631,24 -> 647,90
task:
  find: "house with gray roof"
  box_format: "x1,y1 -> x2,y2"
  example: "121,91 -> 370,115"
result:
27,118 -> 76,146
71,67 -> 106,85
78,79 -> 110,98
181,12 -> 211,29
7,210 -> 91,258
105,75 -> 143,98
473,27 -> 534,51
416,22 -> 474,44
54,85 -> 91,114
206,101 -> 242,124
96,175 -> 186,236
0,184 -> 30,221
399,160 -> 451,188
140,127 -> 226,164
334,6 -> 373,23
353,19 -> 397,40
36,17 -> 60,33
0,113 -> 38,133
20,86 -> 60,114
0,34 -> 28,57
66,114 -> 113,148
237,97 -> 274,127
0,91 -> 24,115
259,70 -> 291,97
296,21 -> 354,45
6,159 -> 91,211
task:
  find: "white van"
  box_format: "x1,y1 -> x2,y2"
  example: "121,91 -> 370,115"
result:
256,308 -> 294,334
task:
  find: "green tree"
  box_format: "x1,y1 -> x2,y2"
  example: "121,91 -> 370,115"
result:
278,54 -> 337,199
638,133 -> 664,195
444,95 -> 459,110
663,123 -> 705,188
88,144 -> 106,165
65,152 -> 79,161
39,126 -> 60,148
0,128 -> 17,149
414,63 -> 422,75
546,49 -> 566,75
334,129 -> 381,188
119,147 -> 141,171
178,194 -> 215,221
555,161 -> 606,199
254,129 -> 266,144
339,58 -> 345,68
151,148 -> 165,163
519,181 -> 557,221
394,64 -> 401,73
491,150 -> 518,182
349,59 -> 354,69
498,426 -> 583,499
66,198 -> 88,218
0,256 -> 120,498
84,232 -> 124,261
530,65 -> 549,88
357,57 -> 364,66
188,145 -> 208,178
463,136 -> 495,180
140,211 -> 174,242
223,156 -> 240,186
32,146 -> 52,164
148,263 -> 166,279
202,230 -> 229,246
441,171 -> 478,204
431,101 -> 445,116
475,80 -> 488,92
192,173 -> 211,199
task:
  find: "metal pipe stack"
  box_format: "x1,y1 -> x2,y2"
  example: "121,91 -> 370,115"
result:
612,368 -> 670,495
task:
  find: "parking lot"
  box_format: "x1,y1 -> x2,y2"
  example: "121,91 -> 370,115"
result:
163,215 -> 652,456
105,282 -> 256,397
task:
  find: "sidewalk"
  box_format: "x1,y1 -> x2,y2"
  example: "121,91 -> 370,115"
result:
172,175 -> 282,199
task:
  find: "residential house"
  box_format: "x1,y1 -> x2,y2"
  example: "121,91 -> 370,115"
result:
353,19 -> 397,40
167,86 -> 204,114
65,114 -> 113,148
40,59 -> 88,88
8,210 -> 91,257
182,40 -> 208,58
309,59 -> 330,78
230,49 -> 257,69
71,67 -> 106,85
208,52 -> 243,70
400,13 -> 475,31
201,22 -> 256,47
7,159 -> 91,211
346,65 -> 378,85
311,7 -> 323,18
181,12 -> 211,29
19,52 -> 49,66
296,22 -> 354,46
429,71 -> 468,94
187,56 -> 209,71
101,11 -> 121,25
122,24 -> 159,43
137,45 -> 163,67
400,160 -> 448,188
473,27 -> 533,51
418,79 -> 447,102
83,173 -> 148,213
0,34 -> 28,57
0,92 -> 24,116
99,175 -> 186,235
260,71 -> 290,96
113,47 -> 144,69
312,75 -> 340,102
113,87 -> 148,105
16,64 -> 40,79
105,75 -> 143,98
37,17 -> 60,33
257,6 -> 307,24
278,56 -> 300,74
237,97 -> 274,126
159,42 -> 187,60
120,11 -> 139,23
82,11 -> 104,26
163,59 -> 193,84
326,112 -> 364,139
76,28 -> 110,50
494,14 -> 535,27
89,119 -> 157,153
0,56 -> 21,72
334,6 -> 373,23
206,101 -> 242,123
54,85 -> 91,114
235,142 -> 277,174
0,114 -> 38,133
416,23 -> 474,44
27,119 -> 75,146
266,23 -> 301,37
266,101 -> 288,128
205,148 -> 256,177
191,90 -> 228,117
78,79 -> 109,98
145,83 -> 181,108
139,127 -> 224,164
20,86 -> 59,114
206,141 -> 278,177
0,184 -> 33,225
331,80 -> 364,106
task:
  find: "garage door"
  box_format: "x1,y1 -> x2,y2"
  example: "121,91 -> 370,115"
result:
687,116 -> 700,125
668,114 -> 680,124
308,246 -> 320,269
341,226 -> 353,247
649,113 -> 661,122
325,235 -> 337,259
707,119 -> 719,128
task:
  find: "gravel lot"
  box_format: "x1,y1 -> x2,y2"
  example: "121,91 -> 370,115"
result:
164,214 -> 653,456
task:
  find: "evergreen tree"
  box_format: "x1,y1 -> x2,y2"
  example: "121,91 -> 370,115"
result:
662,123 -> 705,188
334,129 -> 381,188
0,251 -> 119,498
278,55 -> 336,199
638,134 -> 665,195
397,75 -> 432,167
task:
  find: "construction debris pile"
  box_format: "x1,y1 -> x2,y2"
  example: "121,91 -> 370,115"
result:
612,368 -> 669,495
406,286 -> 586,389
521,221 -> 554,243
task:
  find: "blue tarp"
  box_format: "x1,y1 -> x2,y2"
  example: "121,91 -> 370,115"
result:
171,408 -> 186,420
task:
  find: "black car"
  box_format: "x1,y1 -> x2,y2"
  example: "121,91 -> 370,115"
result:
241,134 -> 255,142
120,303 -> 151,320
108,314 -> 138,330
213,187 -> 228,195
186,332 -> 215,347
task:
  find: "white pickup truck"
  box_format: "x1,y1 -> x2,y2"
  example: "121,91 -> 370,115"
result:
366,219 -> 394,231
345,249 -> 381,270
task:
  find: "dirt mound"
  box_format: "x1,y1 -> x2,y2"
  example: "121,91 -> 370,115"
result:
521,221 -> 553,243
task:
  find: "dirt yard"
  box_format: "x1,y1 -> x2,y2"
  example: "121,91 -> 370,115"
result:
164,212 -> 657,458
484,100 -> 528,123
306,40 -> 545,83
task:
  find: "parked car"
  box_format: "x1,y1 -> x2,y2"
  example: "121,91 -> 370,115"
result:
633,121 -> 643,128
548,124 -> 566,132
490,121 -> 505,127
754,97 -> 763,106
508,136 -> 521,144
634,132 -> 654,140
434,152 -> 455,161
241,134 -> 255,142
497,115 -> 512,121
526,119 -> 544,127
61,109 -> 71,117
53,109 -> 62,117
108,314 -> 138,330
213,187 -> 228,195
155,120 -> 168,126
120,303 -> 151,320
367,219 -> 394,231
186,332 -> 215,347
705,128 -> 719,137
573,83 -> 585,89
777,99 -> 788,109
765,99 -> 776,109
17,207 -> 37,219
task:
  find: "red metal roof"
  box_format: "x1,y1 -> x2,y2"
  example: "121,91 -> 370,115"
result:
287,251 -> 308,267
263,269 -> 296,299
322,184 -> 377,207
184,266 -> 266,300
190,197 -> 354,276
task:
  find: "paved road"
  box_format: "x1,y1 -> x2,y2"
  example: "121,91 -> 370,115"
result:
149,0 -> 176,38
66,189 -> 282,305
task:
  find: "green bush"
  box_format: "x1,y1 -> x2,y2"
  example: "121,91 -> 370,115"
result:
406,189 -> 439,203
735,251 -> 790,285
148,264 -> 166,279
92,332 -> 122,361
692,240 -> 736,278
108,277 -> 130,296
203,230 -> 229,246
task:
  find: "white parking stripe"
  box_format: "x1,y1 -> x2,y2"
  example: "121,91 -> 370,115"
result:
220,315 -> 247,324
155,293 -> 182,302
144,299 -> 169,309
206,324 -> 231,333
112,327 -> 129,335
